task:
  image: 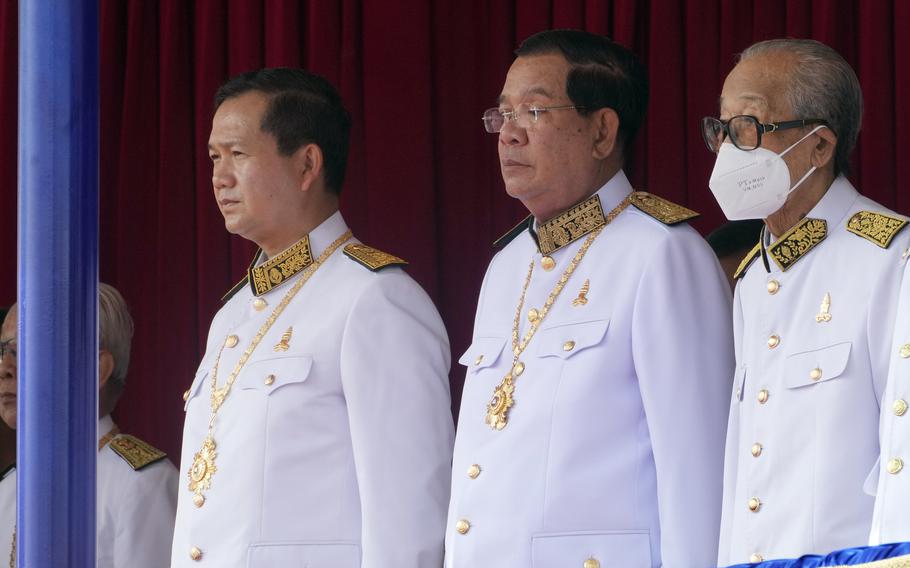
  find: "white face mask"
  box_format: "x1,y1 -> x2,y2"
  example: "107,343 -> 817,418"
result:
708,125 -> 826,220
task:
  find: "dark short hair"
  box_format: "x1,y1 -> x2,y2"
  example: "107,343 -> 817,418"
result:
516,29 -> 649,152
214,68 -> 352,194
706,219 -> 764,258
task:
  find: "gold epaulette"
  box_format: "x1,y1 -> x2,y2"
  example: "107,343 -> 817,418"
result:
343,243 -> 408,271
629,191 -> 699,225
109,435 -> 167,471
493,215 -> 533,249
734,242 -> 762,280
846,210 -> 909,248
221,276 -> 249,303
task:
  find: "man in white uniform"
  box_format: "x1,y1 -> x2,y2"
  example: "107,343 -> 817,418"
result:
871,254 -> 910,545
703,39 -> 910,564
170,68 -> 453,567
445,30 -> 733,568
0,286 -> 179,567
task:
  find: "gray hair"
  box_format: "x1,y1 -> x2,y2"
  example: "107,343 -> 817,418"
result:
99,283 -> 134,385
740,38 -> 863,177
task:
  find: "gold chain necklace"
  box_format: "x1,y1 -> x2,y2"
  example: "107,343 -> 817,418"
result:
485,196 -> 631,430
187,230 -> 353,507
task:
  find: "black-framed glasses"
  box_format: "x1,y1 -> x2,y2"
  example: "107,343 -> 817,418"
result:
701,115 -> 828,153
0,339 -> 16,361
482,103 -> 586,133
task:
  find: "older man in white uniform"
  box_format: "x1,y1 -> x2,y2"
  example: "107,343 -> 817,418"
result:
703,39 -> 910,564
170,68 -> 453,567
871,255 -> 910,545
445,30 -> 733,568
0,288 -> 179,568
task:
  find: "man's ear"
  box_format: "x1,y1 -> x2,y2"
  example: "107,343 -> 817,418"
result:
99,350 -> 115,391
810,126 -> 838,170
294,143 -> 325,193
592,107 -> 620,161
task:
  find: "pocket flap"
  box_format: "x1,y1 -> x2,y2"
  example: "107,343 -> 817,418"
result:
532,530 -> 651,568
238,355 -> 314,393
458,336 -> 508,372
535,319 -> 610,359
784,341 -> 851,389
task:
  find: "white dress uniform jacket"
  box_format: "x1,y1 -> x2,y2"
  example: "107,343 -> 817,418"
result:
0,466 -> 13,563
446,171 -> 734,568
870,251 -> 910,545
97,414 -> 178,568
719,176 -> 910,565
171,211 -> 454,568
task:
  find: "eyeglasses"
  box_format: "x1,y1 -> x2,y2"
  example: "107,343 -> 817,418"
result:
482,103 -> 586,133
0,339 -> 16,361
701,115 -> 828,153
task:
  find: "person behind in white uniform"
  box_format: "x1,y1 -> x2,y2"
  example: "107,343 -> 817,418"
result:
871,247 -> 910,545
0,285 -> 180,567
445,29 -> 734,568
170,68 -> 454,567
702,39 -> 910,564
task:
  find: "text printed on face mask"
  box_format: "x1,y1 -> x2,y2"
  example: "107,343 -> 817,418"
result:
737,176 -> 765,192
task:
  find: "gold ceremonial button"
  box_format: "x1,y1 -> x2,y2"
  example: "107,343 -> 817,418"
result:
264,374 -> 275,386
467,464 -> 481,479
512,362 -> 525,376
541,256 -> 556,271
735,388 -> 741,399
757,389 -> 769,404
225,334 -> 239,348
183,389 -> 190,402
888,458 -> 904,475
190,546 -> 202,561
528,308 -> 540,323
193,494 -> 205,508
252,297 -> 267,311
474,354 -> 484,366
766,280 -> 780,294
809,367 -> 822,381
751,443 -> 763,458
748,497 -> 761,512
894,399 -> 908,417
901,343 -> 910,358
563,341 -> 576,352
455,519 -> 471,534
584,558 -> 601,568
750,553 -> 764,563
767,334 -> 780,349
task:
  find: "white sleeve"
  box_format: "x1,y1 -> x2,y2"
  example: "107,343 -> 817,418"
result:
631,228 -> 735,568
113,460 -> 179,568
340,271 -> 454,568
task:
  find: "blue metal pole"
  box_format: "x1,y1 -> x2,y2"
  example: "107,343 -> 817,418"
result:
17,0 -> 99,566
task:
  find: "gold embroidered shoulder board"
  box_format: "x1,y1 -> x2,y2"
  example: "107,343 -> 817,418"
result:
846,210 -> 909,248
629,191 -> 699,225
344,244 -> 408,271
734,242 -> 762,280
109,435 -> 167,471
221,276 -> 249,303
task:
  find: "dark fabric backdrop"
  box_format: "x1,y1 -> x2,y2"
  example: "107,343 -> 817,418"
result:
1,1 -> 908,460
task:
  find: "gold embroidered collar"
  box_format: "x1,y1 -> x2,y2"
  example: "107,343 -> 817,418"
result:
765,217 -> 828,272
248,235 -> 314,296
536,194 -> 607,255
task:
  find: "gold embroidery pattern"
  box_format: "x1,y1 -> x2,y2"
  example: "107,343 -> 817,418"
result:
248,235 -> 314,296
343,243 -> 408,271
734,242 -> 762,280
846,210 -> 909,249
767,218 -> 827,272
109,434 -> 167,471
537,195 -> 607,255
629,191 -> 699,225
485,196 -> 632,431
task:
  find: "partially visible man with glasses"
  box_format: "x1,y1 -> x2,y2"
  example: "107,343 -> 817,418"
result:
445,29 -> 733,568
0,287 -> 179,567
703,39 -> 910,565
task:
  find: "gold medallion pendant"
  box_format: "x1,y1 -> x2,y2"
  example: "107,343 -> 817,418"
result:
188,436 -> 217,504
485,374 -> 515,430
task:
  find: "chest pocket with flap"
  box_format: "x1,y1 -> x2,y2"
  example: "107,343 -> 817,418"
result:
236,355 -> 314,394
459,336 -> 508,374
535,318 -> 610,359
784,341 -> 852,389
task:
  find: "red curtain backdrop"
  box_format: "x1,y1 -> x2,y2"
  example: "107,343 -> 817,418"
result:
1,0 -> 908,459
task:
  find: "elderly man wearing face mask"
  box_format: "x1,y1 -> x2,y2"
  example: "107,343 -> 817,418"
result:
704,39 -> 910,565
